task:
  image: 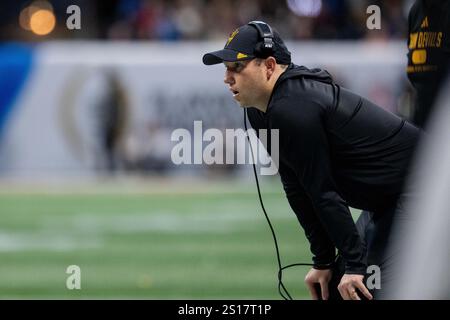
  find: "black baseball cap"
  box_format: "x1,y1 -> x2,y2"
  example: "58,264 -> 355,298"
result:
202,22 -> 291,65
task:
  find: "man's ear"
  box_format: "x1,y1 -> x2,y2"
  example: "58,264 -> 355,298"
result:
265,57 -> 277,78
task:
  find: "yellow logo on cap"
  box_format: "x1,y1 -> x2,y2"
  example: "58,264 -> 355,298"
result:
227,29 -> 239,46
237,52 -> 248,59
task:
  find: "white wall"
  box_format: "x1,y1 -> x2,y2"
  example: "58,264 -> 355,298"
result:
0,41 -> 409,178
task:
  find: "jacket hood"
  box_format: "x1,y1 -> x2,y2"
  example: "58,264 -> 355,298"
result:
276,64 -> 334,86
266,64 -> 334,112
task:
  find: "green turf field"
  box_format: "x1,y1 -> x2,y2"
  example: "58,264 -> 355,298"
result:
0,178 -> 360,299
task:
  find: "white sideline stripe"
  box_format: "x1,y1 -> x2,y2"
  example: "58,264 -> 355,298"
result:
71,210 -> 291,234
0,232 -> 102,252
0,188 -> 291,251
0,210 -> 293,251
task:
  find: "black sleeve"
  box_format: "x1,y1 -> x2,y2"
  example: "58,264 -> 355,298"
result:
247,106 -> 335,268
278,160 -> 336,269
270,96 -> 367,274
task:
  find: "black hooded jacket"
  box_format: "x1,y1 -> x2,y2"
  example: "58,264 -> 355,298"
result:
247,64 -> 421,274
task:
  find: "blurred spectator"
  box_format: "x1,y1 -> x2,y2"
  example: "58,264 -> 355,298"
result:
94,70 -> 129,172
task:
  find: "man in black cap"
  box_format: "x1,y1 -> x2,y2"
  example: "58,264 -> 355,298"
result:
203,21 -> 421,300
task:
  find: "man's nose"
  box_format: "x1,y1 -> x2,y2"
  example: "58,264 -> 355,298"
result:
224,70 -> 234,85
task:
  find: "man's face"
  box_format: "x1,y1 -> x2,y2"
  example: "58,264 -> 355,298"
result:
223,59 -> 267,107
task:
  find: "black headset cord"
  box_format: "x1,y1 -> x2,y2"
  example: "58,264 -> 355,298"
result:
243,109 -> 314,300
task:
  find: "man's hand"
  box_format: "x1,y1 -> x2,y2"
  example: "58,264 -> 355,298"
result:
304,268 -> 332,300
338,274 -> 373,300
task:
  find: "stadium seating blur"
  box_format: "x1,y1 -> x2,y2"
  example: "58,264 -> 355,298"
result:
2,0 -> 411,41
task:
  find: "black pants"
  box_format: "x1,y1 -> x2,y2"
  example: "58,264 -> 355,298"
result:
327,199 -> 407,300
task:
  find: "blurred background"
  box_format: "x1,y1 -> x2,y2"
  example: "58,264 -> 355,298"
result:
0,0 -> 417,299
1,0 -> 412,41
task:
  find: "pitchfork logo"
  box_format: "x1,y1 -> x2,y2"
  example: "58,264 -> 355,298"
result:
170,121 -> 279,175
226,29 -> 239,46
